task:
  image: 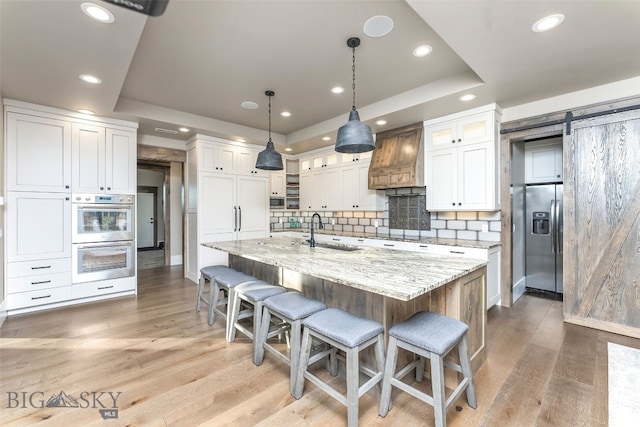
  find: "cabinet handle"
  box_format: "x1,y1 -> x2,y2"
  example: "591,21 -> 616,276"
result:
419,245 -> 429,248
384,243 -> 395,247
107,187 -> 111,191
98,285 -> 114,290
65,197 -> 70,201
450,250 -> 466,255
452,139 -> 456,143
458,202 -> 462,206
238,206 -> 242,231
31,265 -> 52,270
332,238 -> 340,241
458,138 -> 462,142
357,239 -> 365,242
100,187 -> 104,190
452,203 -> 455,206
216,167 -> 219,170
32,295 -> 51,300
65,185 -> 69,189
234,206 -> 237,232
31,280 -> 51,285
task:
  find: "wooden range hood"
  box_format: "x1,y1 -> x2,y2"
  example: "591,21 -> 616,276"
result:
368,122 -> 424,189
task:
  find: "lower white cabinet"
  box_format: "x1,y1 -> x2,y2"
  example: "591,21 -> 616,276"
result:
6,258 -> 72,310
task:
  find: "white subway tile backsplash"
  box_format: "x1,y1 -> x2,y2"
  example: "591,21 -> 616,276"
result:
377,226 -> 389,234
437,212 -> 456,220
343,225 -> 353,232
365,226 -> 377,234
437,229 -> 456,239
490,221 -> 501,232
478,231 -> 501,242
431,219 -> 446,229
467,221 -> 488,231
421,230 -> 437,238
338,218 -> 348,225
343,211 -> 354,218
456,211 -> 478,220
358,218 -> 370,226
478,211 -> 501,220
447,220 -> 466,230
365,212 -> 377,218
353,225 -> 365,233
457,230 -> 478,240
348,218 -> 359,225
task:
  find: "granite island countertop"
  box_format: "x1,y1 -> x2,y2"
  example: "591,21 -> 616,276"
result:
205,236 -> 486,301
270,229 -> 501,250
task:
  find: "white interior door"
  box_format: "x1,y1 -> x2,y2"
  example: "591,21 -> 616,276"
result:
137,192 -> 155,248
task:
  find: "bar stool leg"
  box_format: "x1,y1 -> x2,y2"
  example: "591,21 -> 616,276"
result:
289,318 -> 303,395
346,348 -> 359,427
293,327 -> 312,400
430,353 -> 446,427
208,280 -> 221,326
254,306 -> 271,365
373,334 -> 386,400
459,335 -> 477,408
379,336 -> 398,417
196,275 -> 205,312
225,288 -> 237,342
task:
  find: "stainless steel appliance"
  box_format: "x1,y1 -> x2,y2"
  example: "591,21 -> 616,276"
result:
525,184 -> 563,293
71,194 -> 136,283
72,241 -> 135,283
270,197 -> 285,209
72,194 -> 135,243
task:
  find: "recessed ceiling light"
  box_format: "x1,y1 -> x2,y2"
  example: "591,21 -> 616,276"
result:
284,148 -> 293,152
236,138 -> 246,143
77,109 -> 95,115
331,86 -> 345,94
179,127 -> 190,132
322,136 -> 331,141
79,74 -> 102,84
532,14 -> 565,33
459,94 -> 476,102
375,120 -> 387,126
81,3 -> 114,23
241,101 -> 259,110
363,15 -> 394,38
413,45 -> 432,58
281,111 -> 291,117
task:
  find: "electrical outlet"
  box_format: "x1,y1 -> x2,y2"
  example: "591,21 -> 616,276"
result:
481,224 -> 489,233
374,220 -> 379,227
279,217 -> 283,223
331,219 -> 335,225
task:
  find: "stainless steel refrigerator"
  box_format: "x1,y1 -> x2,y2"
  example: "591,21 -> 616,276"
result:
525,184 -> 563,293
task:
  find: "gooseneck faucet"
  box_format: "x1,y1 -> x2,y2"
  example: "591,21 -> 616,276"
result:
309,213 -> 324,248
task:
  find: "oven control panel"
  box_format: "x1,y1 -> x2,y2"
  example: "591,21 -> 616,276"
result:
73,194 -> 134,204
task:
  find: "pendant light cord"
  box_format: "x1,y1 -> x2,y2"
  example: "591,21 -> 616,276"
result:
352,45 -> 357,111
268,93 -> 272,142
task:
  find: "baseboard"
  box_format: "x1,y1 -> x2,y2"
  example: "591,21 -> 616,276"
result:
170,254 -> 183,266
513,276 -> 527,303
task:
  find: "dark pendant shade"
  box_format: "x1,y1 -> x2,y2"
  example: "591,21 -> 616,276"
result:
335,110 -> 375,153
255,139 -> 283,170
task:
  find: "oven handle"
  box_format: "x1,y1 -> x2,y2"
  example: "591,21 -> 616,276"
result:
73,204 -> 133,210
75,242 -> 133,250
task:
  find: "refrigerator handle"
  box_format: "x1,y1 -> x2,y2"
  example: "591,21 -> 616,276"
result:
556,197 -> 562,254
234,206 -> 237,232
550,200 -> 556,254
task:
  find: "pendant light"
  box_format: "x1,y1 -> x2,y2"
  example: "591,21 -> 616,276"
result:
255,90 -> 284,170
335,37 -> 375,154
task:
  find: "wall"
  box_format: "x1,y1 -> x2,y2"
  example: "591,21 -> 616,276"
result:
0,96 -> 5,326
137,169 -> 165,243
511,141 -> 526,301
169,162 -> 183,265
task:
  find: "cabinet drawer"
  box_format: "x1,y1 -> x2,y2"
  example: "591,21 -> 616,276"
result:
8,272 -> 72,293
7,286 -> 72,310
7,258 -> 72,278
72,279 -> 135,299
427,245 -> 487,260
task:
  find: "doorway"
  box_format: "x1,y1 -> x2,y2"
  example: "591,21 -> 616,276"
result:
137,163 -> 169,270
137,187 -> 157,249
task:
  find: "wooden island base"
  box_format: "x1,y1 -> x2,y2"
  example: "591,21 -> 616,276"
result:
229,254 -> 487,378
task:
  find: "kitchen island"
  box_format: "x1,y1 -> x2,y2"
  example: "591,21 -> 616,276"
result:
205,236 -> 487,372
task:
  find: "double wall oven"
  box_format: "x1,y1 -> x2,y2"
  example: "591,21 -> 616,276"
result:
72,194 -> 135,283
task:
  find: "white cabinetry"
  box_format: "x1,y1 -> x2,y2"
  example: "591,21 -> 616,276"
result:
6,112 -> 71,193
342,159 -> 384,210
425,104 -> 501,211
72,124 -> 137,194
185,136 -> 270,282
525,141 -> 563,184
270,172 -> 286,197
3,100 -> 139,314
299,147 -> 382,211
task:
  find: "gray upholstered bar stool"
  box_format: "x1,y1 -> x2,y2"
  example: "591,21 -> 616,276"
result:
378,311 -> 476,427
212,270 -> 261,341
196,265 -> 234,325
254,291 -> 327,394
294,308 -> 385,427
228,281 -> 287,349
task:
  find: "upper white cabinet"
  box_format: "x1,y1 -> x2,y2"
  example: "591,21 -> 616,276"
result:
340,151 -> 372,164
342,159 -> 384,210
425,110 -> 494,150
270,172 -> 286,197
425,104 -> 501,211
525,141 -> 563,184
200,143 -> 235,173
236,147 -> 269,177
6,112 -> 72,193
72,124 -> 137,194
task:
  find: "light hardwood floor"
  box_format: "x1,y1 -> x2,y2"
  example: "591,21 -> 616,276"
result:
1,266 -> 639,426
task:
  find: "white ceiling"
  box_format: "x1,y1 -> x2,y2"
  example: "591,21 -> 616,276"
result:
2,0 -> 640,154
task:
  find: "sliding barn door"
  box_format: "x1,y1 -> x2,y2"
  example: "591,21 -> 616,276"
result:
564,109 -> 640,337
